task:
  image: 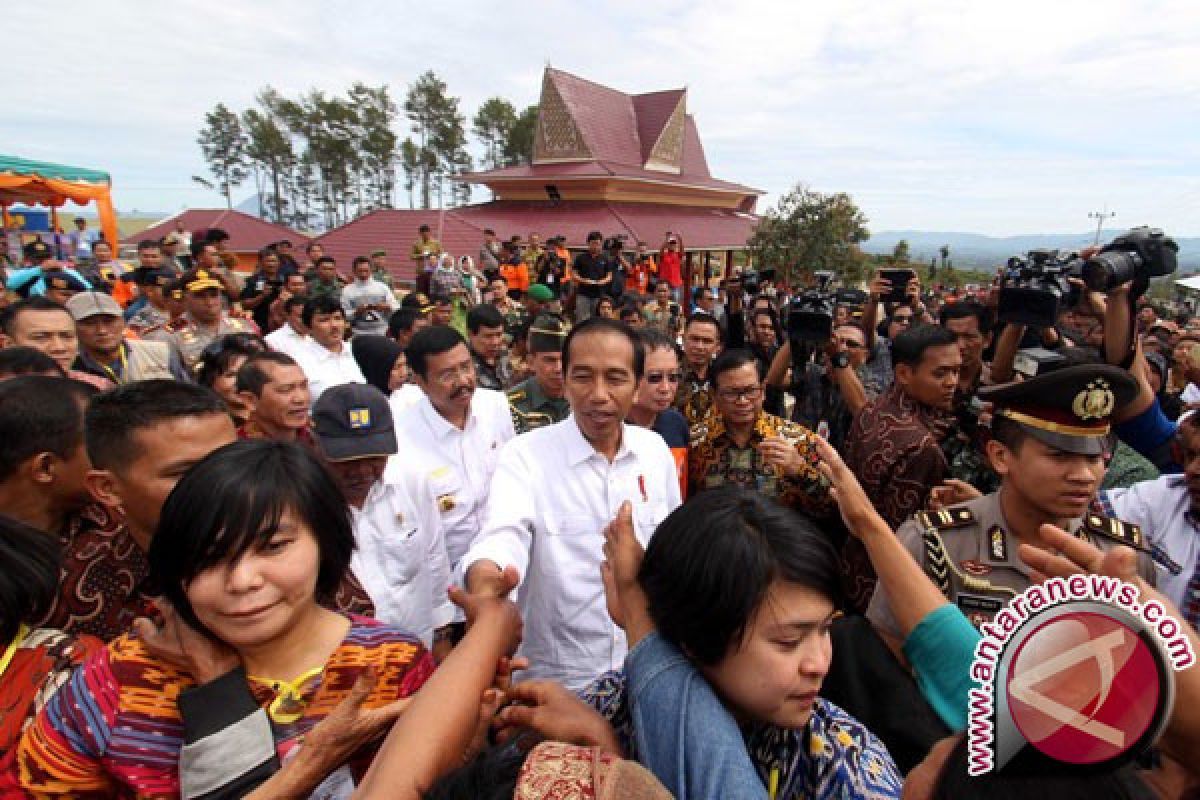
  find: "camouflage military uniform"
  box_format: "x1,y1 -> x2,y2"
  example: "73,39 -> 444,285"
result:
866,492 -> 1158,632
506,377 -> 569,434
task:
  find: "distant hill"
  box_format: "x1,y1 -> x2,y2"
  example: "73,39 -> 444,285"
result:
865,230 -> 1200,272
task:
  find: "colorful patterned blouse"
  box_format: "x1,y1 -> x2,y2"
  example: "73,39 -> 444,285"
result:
582,670 -> 903,800
688,409 -> 834,518
0,628 -> 103,797
17,618 -> 434,799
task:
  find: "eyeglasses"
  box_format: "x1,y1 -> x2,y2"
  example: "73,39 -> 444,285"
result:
645,371 -> 683,385
838,339 -> 865,349
717,385 -> 763,402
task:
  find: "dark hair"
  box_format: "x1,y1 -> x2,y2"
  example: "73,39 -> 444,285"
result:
408,325 -> 467,379
189,238 -> 215,258
305,242 -> 322,255
258,247 -> 280,263
586,231 -> 603,243
1,296 -> 72,335
302,294 -> 343,327
419,224 -> 431,233
988,413 -> 1029,454
640,488 -> 840,665
685,311 -> 723,342
196,333 -> 268,388
424,745 -> 526,800
891,324 -> 958,369
149,440 -> 355,632
0,346 -> 65,378
562,317 -> 644,380
483,228 -> 495,235
315,255 -> 337,268
236,351 -> 300,396
352,255 -> 371,269
932,736 -> 1153,799
283,294 -> 307,314
466,303 -> 505,334
204,228 -> 230,243
137,239 -> 162,253
431,293 -> 453,307
86,380 -> 228,470
351,335 -> 404,394
618,303 -> 641,322
710,348 -> 763,386
637,327 -> 681,360
0,514 -> 62,641
388,308 -> 420,338
0,376 -> 92,482
939,301 -> 993,335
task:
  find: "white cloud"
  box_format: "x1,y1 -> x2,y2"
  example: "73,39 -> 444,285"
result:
4,0 -> 1199,234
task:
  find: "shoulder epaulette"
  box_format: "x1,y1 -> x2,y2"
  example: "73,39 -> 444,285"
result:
921,529 -> 952,594
915,507 -> 976,531
1082,513 -> 1144,548
506,389 -> 527,403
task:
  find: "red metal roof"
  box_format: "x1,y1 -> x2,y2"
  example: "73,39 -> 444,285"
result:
633,90 -> 686,166
462,161 -> 759,195
122,209 -> 308,252
314,201 -> 758,283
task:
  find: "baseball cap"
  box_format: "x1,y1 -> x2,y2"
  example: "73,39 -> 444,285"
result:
44,273 -> 88,292
134,267 -> 175,287
526,284 -> 555,302
65,291 -> 123,321
312,384 -> 397,461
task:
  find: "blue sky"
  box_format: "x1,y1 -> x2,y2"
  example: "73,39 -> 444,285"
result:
5,0 -> 1200,235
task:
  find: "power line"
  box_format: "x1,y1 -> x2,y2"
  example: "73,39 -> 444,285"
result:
1088,207 -> 1116,245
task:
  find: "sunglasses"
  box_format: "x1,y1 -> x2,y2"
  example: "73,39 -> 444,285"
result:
645,371 -> 683,385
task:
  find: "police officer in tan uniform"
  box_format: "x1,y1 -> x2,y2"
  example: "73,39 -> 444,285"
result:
867,364 -> 1160,639
506,314 -> 569,434
148,269 -> 257,372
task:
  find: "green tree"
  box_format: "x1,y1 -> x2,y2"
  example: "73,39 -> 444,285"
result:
892,239 -> 911,264
747,184 -> 870,285
404,70 -> 470,208
348,82 -> 398,210
241,89 -> 295,224
473,97 -> 518,170
193,103 -> 249,209
505,104 -> 539,165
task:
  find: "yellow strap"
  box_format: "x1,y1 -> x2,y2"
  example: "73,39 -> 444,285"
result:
994,409 -> 1109,438
249,664 -> 326,724
768,767 -> 780,800
0,624 -> 29,679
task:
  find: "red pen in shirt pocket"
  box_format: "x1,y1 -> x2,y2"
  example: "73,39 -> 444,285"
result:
638,474 -> 647,502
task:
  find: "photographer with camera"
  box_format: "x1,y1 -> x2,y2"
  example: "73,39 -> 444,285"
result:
605,235 -> 631,305
570,231 -> 613,322
860,268 -> 928,397
239,247 -> 287,334
625,240 -> 656,299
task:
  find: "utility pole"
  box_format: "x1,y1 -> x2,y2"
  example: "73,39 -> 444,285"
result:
1089,207 -> 1116,245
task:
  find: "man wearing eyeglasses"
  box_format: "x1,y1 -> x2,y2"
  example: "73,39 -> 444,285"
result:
688,348 -> 834,518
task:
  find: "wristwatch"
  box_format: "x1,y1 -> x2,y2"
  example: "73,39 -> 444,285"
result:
831,352 -> 851,370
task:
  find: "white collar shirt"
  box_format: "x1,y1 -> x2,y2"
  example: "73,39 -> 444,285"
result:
264,323 -> 309,361
348,475 -> 454,648
296,339 -> 366,405
385,389 -> 515,569
460,415 -> 682,690
1100,474 -> 1199,612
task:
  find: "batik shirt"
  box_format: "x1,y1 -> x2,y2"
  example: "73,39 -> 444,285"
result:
17,619 -> 435,799
689,410 -> 834,518
581,671 -> 902,800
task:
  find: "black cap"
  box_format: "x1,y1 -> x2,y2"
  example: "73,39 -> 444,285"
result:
24,240 -> 51,261
133,267 -> 175,287
527,313 -> 568,354
312,384 -> 397,461
979,364 -> 1138,455
44,272 -> 87,292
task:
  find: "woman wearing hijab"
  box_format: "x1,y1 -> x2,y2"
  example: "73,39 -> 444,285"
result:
352,335 -> 408,395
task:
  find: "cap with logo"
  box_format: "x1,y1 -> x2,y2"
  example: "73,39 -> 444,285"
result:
312,383 -> 397,461
979,364 -> 1139,456
527,313 -> 569,354
44,272 -> 87,293
183,269 -> 223,293
65,291 -> 124,321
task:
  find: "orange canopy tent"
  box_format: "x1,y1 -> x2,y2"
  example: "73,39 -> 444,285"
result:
0,154 -> 118,250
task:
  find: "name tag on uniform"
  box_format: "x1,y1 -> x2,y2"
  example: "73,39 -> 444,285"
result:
957,593 -> 1004,617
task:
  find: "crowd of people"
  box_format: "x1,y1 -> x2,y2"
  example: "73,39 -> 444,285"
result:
0,218 -> 1198,799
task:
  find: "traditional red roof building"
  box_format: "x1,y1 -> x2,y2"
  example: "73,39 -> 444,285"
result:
121,209 -> 308,272
317,67 -> 761,286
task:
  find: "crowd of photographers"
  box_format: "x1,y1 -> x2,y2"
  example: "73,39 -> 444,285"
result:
0,219 -> 1198,799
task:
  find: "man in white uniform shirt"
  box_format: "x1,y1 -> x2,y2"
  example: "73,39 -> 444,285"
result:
314,383 -> 455,657
342,255 -> 399,338
265,295 -> 309,360
386,325 -> 515,573
463,318 -> 682,689
295,294 -> 365,405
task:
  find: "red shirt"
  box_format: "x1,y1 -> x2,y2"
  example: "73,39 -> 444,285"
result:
659,250 -> 683,288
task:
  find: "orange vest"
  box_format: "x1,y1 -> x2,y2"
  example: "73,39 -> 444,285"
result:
501,261 -> 530,293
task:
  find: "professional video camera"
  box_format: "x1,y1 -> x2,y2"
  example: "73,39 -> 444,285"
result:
787,271 -> 838,343
602,234 -> 628,252
1081,226 -> 1178,292
996,249 -> 1084,328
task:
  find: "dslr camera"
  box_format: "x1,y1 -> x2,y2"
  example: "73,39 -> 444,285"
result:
787,271 -> 838,343
603,234 -> 627,252
996,249 -> 1084,328
1081,226 -> 1178,292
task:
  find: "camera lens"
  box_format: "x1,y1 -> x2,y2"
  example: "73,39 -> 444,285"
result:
1082,251 -> 1141,292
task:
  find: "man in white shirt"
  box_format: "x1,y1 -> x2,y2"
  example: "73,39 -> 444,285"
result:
463,318 -> 682,689
342,256 -> 399,338
295,295 -> 365,405
386,325 -> 515,573
1098,411 -> 1200,630
264,295 -> 310,360
314,383 -> 455,656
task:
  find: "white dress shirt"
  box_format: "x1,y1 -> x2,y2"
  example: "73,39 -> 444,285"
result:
385,388 -> 516,569
461,415 -> 682,690
265,323 -> 310,362
388,383 -> 425,418
295,339 -> 366,405
1100,474 -> 1199,612
349,474 -> 454,648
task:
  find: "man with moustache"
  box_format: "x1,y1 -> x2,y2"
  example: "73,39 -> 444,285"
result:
234,351 -> 317,449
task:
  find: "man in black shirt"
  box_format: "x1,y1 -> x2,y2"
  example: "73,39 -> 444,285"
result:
570,230 -> 612,322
